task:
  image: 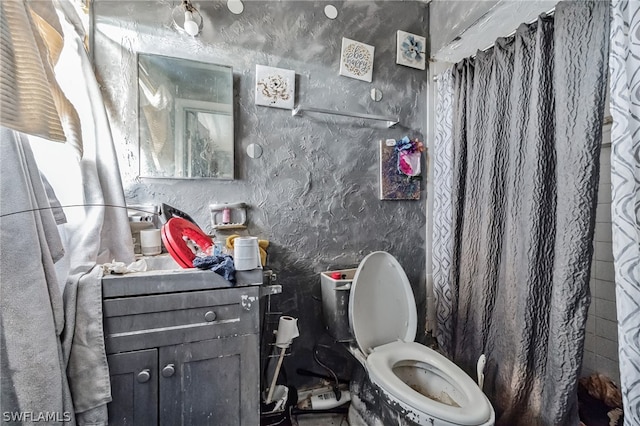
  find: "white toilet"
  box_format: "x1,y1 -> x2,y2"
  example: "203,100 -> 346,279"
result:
345,251 -> 495,426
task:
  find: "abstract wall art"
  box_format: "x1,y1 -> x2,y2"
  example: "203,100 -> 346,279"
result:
379,138 -> 422,200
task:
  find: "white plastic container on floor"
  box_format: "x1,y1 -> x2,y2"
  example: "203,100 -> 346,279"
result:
310,389 -> 351,410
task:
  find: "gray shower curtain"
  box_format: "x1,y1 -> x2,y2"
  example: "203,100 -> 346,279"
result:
447,2 -> 609,425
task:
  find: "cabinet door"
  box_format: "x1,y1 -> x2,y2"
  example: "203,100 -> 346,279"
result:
158,335 -> 259,426
107,349 -> 158,426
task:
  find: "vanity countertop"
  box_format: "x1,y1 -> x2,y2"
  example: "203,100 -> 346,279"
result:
102,256 -> 269,298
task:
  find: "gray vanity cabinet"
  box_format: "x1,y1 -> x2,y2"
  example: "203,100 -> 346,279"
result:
102,280 -> 261,426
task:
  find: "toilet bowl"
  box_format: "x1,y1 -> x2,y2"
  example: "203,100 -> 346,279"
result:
345,251 -> 494,426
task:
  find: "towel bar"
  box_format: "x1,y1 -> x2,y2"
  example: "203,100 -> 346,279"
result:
292,105 -> 399,128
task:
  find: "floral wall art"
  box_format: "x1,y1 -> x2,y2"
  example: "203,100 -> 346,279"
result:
255,64 -> 295,109
396,30 -> 426,70
339,38 -> 375,82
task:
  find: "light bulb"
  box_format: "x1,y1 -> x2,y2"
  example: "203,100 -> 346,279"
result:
183,11 -> 200,36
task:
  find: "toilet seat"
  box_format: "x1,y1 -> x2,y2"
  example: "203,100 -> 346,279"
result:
367,341 -> 492,425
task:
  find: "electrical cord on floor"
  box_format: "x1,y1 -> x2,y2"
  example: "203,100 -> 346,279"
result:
296,368 -> 349,384
313,343 -> 341,401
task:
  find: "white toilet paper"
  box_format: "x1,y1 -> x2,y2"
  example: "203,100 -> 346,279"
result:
140,229 -> 162,255
275,316 -> 299,348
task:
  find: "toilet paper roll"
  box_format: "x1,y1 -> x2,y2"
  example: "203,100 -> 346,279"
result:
140,229 -> 162,256
275,316 -> 299,349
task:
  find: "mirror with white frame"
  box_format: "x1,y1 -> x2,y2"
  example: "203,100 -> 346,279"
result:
138,53 -> 234,179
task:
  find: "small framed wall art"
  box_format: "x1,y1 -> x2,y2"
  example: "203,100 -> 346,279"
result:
255,65 -> 295,109
396,30 -> 426,70
379,137 -> 423,200
339,38 -> 375,82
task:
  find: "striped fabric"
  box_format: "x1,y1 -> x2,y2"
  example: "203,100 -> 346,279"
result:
0,0 -> 82,156
432,68 -> 455,356
608,1 -> 640,424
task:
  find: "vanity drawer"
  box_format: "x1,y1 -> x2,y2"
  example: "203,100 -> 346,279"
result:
103,287 -> 260,354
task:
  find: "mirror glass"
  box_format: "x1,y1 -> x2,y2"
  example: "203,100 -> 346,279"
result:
138,53 -> 234,179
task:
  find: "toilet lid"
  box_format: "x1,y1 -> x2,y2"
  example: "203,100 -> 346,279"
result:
349,251 -> 417,356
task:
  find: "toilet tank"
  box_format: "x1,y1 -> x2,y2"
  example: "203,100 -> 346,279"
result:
320,269 -> 356,342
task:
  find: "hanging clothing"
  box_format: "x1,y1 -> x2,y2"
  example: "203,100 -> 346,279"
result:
608,1 -> 640,424
433,1 -> 610,424
0,128 -> 76,425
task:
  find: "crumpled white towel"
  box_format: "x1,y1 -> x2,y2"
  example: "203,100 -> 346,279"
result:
102,259 -> 147,275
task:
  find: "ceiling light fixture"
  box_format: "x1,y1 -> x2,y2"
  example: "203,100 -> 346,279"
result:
172,0 -> 202,37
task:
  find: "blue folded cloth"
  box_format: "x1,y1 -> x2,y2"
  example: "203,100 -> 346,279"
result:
193,254 -> 236,283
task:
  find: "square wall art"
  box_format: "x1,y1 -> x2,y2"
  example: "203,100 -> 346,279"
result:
339,38 -> 375,82
396,31 -> 426,70
255,65 -> 295,109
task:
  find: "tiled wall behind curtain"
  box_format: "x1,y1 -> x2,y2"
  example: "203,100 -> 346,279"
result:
582,116 -> 620,384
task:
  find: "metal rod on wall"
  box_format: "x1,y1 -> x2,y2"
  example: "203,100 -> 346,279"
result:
292,105 -> 399,128
473,7 -> 557,57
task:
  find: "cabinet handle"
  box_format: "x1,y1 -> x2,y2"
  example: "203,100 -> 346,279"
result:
137,369 -> 151,383
162,364 -> 175,378
204,311 -> 217,322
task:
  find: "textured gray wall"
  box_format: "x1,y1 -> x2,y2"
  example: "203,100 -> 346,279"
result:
429,0 -> 498,54
93,0 -> 428,386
